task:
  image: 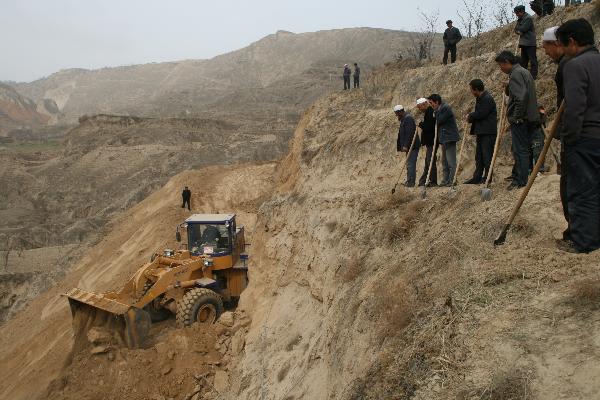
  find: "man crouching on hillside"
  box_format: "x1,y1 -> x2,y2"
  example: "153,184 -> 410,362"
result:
555,18 -> 600,254
395,105 -> 420,187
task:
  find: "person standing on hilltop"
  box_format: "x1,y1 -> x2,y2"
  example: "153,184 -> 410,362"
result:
181,186 -> 191,211
343,64 -> 351,90
428,94 -> 460,186
514,5 -> 538,79
443,20 -> 462,65
495,50 -> 540,190
353,63 -> 361,88
416,97 -> 438,187
555,18 -> 600,253
465,79 -> 498,184
542,25 -> 571,242
395,105 -> 420,187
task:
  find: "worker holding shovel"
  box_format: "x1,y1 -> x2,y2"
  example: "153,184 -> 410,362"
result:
417,97 -> 438,187
395,105 -> 420,188
465,79 -> 498,184
495,50 -> 540,190
428,94 -> 460,187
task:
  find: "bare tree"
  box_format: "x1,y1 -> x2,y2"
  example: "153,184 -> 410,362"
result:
458,0 -> 488,38
493,0 -> 518,27
404,8 -> 440,61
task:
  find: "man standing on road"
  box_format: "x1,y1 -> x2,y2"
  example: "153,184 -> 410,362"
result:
353,63 -> 361,88
428,94 -> 460,186
542,25 -> 571,241
495,50 -> 540,190
514,5 -> 538,79
443,20 -> 463,65
465,79 -> 498,184
417,97 -> 438,187
182,186 -> 191,211
395,105 -> 420,187
343,64 -> 351,90
555,18 -> 600,253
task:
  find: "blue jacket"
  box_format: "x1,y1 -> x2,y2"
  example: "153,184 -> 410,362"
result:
397,113 -> 417,151
434,103 -> 461,144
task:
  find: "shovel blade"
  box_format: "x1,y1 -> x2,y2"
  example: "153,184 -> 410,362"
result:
494,224 -> 510,246
480,187 -> 492,201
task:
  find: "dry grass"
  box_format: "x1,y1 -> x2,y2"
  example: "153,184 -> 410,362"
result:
572,278 -> 600,309
337,250 -> 365,283
383,201 -> 425,243
373,279 -> 415,336
478,369 -> 534,400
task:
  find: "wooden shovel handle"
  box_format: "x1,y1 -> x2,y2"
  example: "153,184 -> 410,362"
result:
485,93 -> 509,188
425,124 -> 439,186
502,102 -> 565,229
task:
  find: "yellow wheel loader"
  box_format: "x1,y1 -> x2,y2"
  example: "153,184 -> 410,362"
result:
65,214 -> 249,349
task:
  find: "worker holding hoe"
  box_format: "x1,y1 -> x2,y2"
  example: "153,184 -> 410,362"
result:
428,94 -> 460,186
417,97 -> 438,187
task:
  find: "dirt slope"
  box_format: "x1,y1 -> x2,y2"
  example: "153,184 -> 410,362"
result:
0,162 -> 276,400
2,4 -> 600,400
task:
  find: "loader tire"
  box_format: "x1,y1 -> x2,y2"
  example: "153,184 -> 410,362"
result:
177,288 -> 223,327
142,282 -> 171,322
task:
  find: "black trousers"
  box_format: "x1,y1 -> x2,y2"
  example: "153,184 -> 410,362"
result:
510,122 -> 532,186
443,45 -> 457,64
520,46 -> 538,79
353,76 -> 360,88
472,134 -> 496,181
565,137 -> 600,253
343,76 -> 351,90
419,144 -> 439,185
560,146 -> 571,240
182,198 -> 190,210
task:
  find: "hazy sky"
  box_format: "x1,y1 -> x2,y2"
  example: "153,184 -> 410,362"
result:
2,0 -> 471,82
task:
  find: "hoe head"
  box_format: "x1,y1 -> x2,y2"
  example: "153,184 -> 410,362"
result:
66,288 -> 151,351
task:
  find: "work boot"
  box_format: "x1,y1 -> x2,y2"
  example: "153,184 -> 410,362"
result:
464,178 -> 482,184
426,182 -> 438,188
403,182 -> 415,188
507,183 -> 524,191
556,239 -> 583,254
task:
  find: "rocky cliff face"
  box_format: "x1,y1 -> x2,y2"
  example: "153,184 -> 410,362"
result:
0,83 -> 52,134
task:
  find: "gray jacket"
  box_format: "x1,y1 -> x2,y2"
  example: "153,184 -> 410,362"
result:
434,103 -> 461,144
507,64 -> 540,124
443,27 -> 462,47
561,47 -> 600,144
515,13 -> 536,47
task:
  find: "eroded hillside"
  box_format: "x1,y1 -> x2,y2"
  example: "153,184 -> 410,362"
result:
1,3 -> 599,400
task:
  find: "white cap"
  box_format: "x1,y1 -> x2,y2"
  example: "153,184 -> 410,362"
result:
393,105 -> 404,112
542,26 -> 559,42
344,64 -> 348,67
416,98 -> 428,105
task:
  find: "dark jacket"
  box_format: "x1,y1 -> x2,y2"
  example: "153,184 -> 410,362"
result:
561,46 -> 600,144
443,27 -> 462,47
418,106 -> 436,146
468,91 -> 497,136
515,13 -> 536,47
397,113 -> 417,151
182,189 -> 191,200
343,66 -> 351,77
507,64 -> 540,124
435,103 -> 461,144
354,66 -> 360,77
555,55 -> 568,108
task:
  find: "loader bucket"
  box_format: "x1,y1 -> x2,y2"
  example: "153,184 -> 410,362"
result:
66,288 -> 151,350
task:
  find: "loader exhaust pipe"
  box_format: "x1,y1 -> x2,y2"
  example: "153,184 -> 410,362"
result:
66,288 -> 151,351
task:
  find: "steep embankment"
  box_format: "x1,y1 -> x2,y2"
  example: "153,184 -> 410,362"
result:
0,162 -> 276,400
221,4 -> 600,400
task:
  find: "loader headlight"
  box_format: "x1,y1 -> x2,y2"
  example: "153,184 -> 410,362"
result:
163,249 -> 174,257
204,259 -> 214,267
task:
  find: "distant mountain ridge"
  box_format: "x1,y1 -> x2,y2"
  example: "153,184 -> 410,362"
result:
13,27 -> 428,123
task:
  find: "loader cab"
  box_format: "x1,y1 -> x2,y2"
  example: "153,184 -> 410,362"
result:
180,214 -> 241,258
